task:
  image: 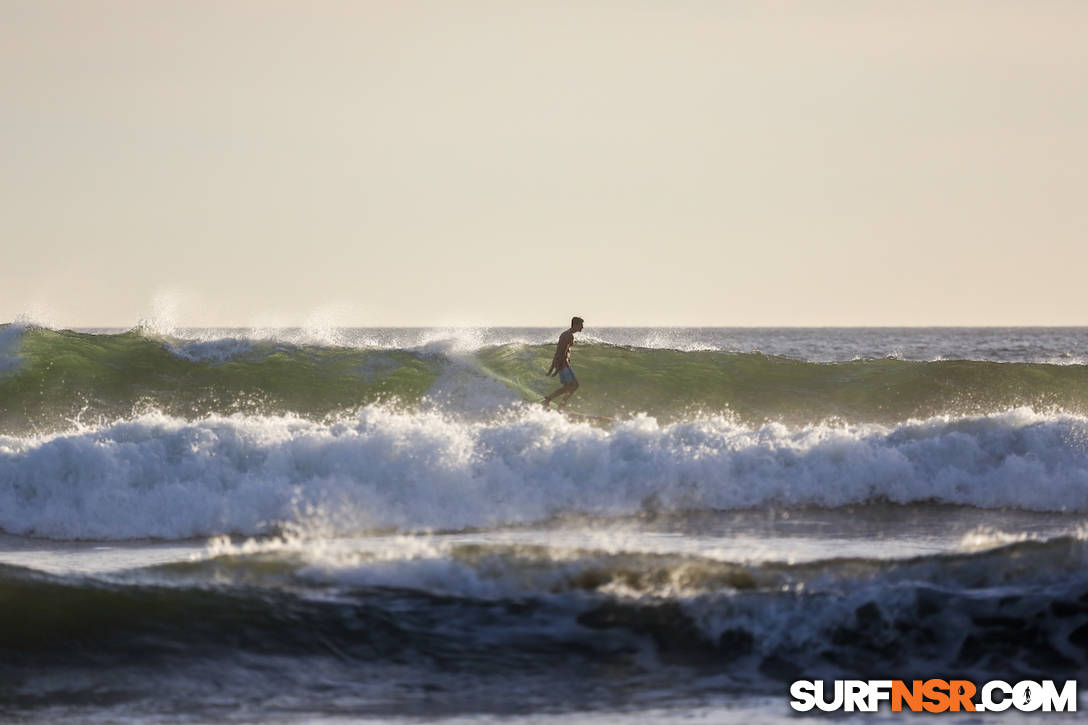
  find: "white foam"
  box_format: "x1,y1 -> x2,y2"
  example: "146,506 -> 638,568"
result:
2,407 -> 1088,540
155,327 -> 535,362
957,525 -> 1037,552
421,363 -> 525,417
1039,355 -> 1088,367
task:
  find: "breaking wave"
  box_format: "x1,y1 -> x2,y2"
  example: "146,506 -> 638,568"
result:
2,407 -> 1087,540
4,326 -> 1088,432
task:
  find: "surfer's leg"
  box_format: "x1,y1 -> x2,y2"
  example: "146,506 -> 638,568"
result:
556,381 -> 579,409
546,368 -> 578,407
543,384 -> 566,406
544,381 -> 577,408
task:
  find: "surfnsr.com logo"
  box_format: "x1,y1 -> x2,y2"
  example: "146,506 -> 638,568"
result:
790,679 -> 1078,713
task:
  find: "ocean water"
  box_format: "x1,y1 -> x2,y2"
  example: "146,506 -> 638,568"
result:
1,324 -> 1087,723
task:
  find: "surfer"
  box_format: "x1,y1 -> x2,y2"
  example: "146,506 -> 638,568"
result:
543,316 -> 584,409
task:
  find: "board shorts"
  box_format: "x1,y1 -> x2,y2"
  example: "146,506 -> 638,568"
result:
558,366 -> 577,384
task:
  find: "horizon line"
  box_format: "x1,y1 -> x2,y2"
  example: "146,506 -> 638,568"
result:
9,322 -> 1088,331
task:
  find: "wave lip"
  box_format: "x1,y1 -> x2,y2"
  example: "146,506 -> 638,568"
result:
2,407 -> 1088,541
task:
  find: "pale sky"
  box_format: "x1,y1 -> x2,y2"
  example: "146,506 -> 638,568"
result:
3,1 -> 1086,327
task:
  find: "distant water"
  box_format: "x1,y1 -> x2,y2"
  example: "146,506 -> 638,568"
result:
1,324 -> 1087,723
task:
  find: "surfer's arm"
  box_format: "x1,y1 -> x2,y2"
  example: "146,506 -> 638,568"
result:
546,351 -> 560,376
547,334 -> 572,375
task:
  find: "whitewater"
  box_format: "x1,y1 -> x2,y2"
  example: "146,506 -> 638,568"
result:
1,325 -> 1087,723
3,406 -> 1088,541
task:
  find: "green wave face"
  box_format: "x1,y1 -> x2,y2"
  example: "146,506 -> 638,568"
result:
478,343 -> 1088,424
5,329 -> 1088,431
0,329 -> 441,432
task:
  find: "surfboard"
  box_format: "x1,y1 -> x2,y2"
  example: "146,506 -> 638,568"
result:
557,410 -> 616,425
560,411 -> 611,421
529,401 -> 615,425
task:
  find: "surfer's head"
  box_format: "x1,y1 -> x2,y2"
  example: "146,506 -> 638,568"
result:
571,317 -> 584,332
